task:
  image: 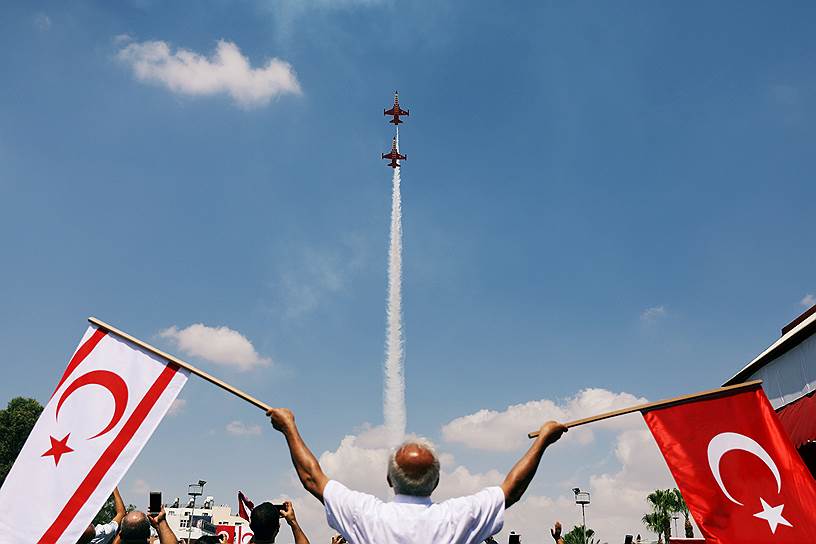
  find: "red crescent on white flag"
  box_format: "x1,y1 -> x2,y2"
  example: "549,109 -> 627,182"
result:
56,370 -> 129,439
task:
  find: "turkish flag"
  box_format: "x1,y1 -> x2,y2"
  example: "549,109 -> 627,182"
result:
643,386 -> 816,543
0,326 -> 188,543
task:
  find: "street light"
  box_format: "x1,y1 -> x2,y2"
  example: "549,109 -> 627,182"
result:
187,480 -> 206,544
572,488 -> 590,544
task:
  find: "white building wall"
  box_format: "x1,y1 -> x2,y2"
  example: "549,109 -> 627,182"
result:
749,332 -> 816,409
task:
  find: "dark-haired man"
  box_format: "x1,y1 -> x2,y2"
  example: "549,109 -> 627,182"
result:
249,501 -> 309,544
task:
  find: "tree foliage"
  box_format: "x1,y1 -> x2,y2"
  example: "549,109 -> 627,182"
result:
671,488 -> 694,538
0,397 -> 44,488
642,489 -> 674,543
91,495 -> 137,525
643,488 -> 695,542
563,525 -> 599,544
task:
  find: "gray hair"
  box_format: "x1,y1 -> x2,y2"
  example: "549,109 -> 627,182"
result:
387,439 -> 440,497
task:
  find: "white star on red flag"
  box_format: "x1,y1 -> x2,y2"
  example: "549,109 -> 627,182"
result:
753,497 -> 793,534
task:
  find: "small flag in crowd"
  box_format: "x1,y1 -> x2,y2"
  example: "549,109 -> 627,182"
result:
643,385 -> 816,543
238,490 -> 256,521
0,326 -> 189,544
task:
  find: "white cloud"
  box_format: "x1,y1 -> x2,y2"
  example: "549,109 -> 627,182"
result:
168,398 -> 186,416
498,425 -> 690,542
159,323 -> 271,371
226,420 -> 262,436
441,388 -> 647,452
34,14 -> 52,32
800,294 -> 815,307
113,33 -> 133,45
131,478 -> 151,495
117,39 -> 301,108
640,305 -> 667,322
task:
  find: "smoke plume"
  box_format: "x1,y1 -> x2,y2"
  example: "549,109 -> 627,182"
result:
383,131 -> 406,447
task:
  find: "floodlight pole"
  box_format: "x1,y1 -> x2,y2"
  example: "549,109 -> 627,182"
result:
572,488 -> 590,544
187,480 -> 206,544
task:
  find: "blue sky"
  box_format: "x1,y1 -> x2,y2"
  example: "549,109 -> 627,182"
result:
2,1 -> 815,541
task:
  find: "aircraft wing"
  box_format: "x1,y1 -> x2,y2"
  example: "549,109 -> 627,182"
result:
396,108 -> 409,116
384,107 -> 396,115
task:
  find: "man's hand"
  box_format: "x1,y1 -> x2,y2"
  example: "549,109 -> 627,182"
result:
147,506 -> 166,529
331,535 -> 347,544
537,421 -> 568,446
280,501 -> 297,526
551,521 -> 562,541
502,420 -> 567,508
267,408 -> 296,433
281,500 -> 310,544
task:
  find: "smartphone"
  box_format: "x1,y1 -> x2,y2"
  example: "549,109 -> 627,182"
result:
508,532 -> 521,544
149,491 -> 162,515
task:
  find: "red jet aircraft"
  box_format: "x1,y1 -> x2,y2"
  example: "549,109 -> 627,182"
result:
382,137 -> 406,169
384,91 -> 409,125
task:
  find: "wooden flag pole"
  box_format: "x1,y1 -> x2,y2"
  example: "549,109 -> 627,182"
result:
88,317 -> 272,413
528,379 -> 763,438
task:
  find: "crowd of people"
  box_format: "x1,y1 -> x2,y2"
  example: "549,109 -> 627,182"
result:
81,409 -> 569,544
78,490 -> 309,544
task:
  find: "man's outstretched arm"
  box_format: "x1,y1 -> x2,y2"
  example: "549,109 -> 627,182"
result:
112,487 -> 126,525
267,408 -> 330,502
500,420 -> 567,508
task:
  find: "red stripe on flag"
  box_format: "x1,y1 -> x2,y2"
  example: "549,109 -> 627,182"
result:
38,362 -> 180,543
51,329 -> 108,400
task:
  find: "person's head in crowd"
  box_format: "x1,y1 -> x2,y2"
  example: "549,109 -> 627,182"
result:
119,511 -> 152,543
249,502 -> 282,543
387,440 -> 440,497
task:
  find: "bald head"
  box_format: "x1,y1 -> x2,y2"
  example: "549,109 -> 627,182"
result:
388,441 -> 440,497
395,444 -> 437,478
120,511 -> 151,542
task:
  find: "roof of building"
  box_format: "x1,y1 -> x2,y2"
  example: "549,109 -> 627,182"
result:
724,304 -> 816,386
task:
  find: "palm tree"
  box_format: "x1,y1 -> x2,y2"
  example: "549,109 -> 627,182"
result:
641,512 -> 666,544
671,488 -> 694,538
562,525 -> 600,544
642,489 -> 674,543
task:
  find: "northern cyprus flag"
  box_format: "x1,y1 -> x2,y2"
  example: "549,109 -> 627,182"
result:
0,326 -> 189,544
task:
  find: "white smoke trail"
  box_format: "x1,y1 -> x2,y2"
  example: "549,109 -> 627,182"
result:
384,130 -> 406,447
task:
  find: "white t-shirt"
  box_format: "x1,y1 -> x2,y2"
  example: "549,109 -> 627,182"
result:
89,521 -> 118,544
324,480 -> 505,544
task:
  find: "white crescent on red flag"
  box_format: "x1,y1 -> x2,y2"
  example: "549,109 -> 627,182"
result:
643,386 -> 816,543
0,326 -> 189,543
